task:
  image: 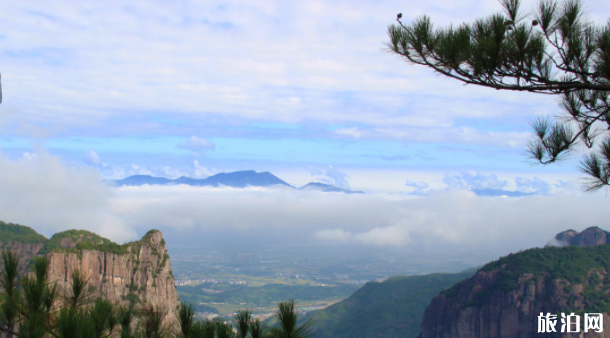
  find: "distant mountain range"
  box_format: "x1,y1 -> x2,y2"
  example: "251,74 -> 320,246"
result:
110,170 -> 364,194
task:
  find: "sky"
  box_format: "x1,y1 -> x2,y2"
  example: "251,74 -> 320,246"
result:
0,0 -> 609,262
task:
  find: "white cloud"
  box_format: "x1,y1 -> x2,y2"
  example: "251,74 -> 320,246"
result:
354,223 -> 413,246
315,165 -> 350,189
443,171 -> 508,190
405,180 -> 428,195
176,136 -> 216,156
192,160 -> 215,178
85,150 -> 100,165
105,184 -> 608,255
515,176 -> 552,194
0,151 -> 607,259
2,0 -> 604,146
0,151 -> 136,242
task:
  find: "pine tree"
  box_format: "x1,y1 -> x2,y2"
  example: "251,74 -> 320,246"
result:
387,0 -> 610,191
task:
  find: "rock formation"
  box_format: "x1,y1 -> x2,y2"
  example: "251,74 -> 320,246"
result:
546,227 -> 610,248
46,230 -> 181,317
0,222 -> 181,325
0,241 -> 44,268
419,227 -> 610,338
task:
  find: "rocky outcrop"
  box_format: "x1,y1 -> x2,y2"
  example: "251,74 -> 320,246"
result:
0,221 -> 47,268
0,222 -> 181,326
419,269 -> 610,338
0,241 -> 45,268
546,227 -> 610,248
419,229 -> 610,338
46,230 -> 181,323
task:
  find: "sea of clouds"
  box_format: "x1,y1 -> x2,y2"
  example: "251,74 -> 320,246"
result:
1,151 -> 607,258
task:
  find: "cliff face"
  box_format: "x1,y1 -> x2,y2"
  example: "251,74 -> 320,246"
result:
0,241 -> 45,270
419,269 -> 610,338
0,222 -> 181,324
0,221 -> 47,268
45,230 -> 181,316
420,228 -> 610,338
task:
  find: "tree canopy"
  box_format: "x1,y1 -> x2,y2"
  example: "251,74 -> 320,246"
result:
386,0 -> 610,191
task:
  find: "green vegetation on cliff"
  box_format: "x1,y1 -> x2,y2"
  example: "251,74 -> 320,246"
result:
306,269 -> 476,338
482,245 -> 610,292
39,229 -> 129,255
0,220 -> 47,244
441,245 -> 610,314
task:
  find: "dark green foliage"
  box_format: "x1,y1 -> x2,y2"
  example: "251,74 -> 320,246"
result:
200,319 -> 217,338
128,282 -> 139,292
387,0 -> 610,191
56,299 -> 118,338
443,245 -> 610,315
137,306 -> 165,338
118,305 -> 135,338
480,245 -> 610,289
0,221 -> 47,245
122,293 -> 140,305
0,250 -> 22,337
22,257 -> 57,316
73,241 -> 129,255
214,318 -> 236,338
39,229 -> 128,255
234,310 -> 252,338
178,303 -> 197,338
63,271 -> 94,308
307,270 -> 475,338
173,300 -> 315,338
250,319 -> 269,338
268,300 -> 313,338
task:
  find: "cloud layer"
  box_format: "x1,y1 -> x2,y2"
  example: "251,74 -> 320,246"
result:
0,151 -> 135,241
1,151 -> 606,263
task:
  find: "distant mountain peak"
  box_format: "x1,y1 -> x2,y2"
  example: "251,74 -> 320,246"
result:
111,170 -> 364,193
545,226 -> 609,247
112,170 -> 292,188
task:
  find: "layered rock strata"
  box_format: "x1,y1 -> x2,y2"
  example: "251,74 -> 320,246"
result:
46,230 -> 180,314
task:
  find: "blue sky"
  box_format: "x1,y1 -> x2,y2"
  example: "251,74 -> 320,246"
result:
0,0 -> 609,255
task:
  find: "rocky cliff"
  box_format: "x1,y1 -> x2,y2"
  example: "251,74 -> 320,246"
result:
419,227 -> 610,338
0,222 -> 181,323
45,230 -> 181,316
0,221 -> 47,268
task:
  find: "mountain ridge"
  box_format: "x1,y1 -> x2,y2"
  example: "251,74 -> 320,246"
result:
306,268 -> 477,338
111,170 -> 364,193
418,226 -> 610,338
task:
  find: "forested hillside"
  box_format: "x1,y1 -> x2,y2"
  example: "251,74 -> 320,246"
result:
307,269 -> 476,338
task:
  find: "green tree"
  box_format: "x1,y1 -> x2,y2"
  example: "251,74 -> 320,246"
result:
387,0 -> 610,191
249,319 -> 269,338
234,310 -> 252,338
267,300 -> 312,338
